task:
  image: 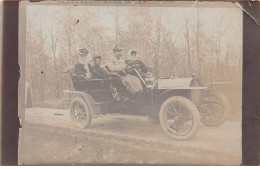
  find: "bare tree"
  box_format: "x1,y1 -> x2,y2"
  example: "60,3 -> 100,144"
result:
196,9 -> 201,77
39,24 -> 46,101
165,9 -> 178,70
215,14 -> 223,77
184,12 -> 192,76
154,9 -> 163,78
50,21 -> 60,98
210,33 -> 215,82
113,8 -> 121,45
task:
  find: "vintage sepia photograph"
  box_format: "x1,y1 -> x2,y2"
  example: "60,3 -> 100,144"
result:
19,1 -> 242,165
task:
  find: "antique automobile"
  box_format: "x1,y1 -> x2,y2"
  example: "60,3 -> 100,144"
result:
63,60 -> 230,140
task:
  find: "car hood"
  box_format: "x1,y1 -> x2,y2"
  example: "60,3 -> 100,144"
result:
156,78 -> 206,90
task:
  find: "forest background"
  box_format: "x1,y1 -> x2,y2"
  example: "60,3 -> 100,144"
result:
25,4 -> 242,120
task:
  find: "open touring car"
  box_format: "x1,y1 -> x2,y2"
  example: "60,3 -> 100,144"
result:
63,60 -> 230,140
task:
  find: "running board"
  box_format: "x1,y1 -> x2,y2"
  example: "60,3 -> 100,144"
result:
92,114 -> 150,121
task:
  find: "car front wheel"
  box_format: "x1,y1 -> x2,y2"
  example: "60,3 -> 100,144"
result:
159,96 -> 200,140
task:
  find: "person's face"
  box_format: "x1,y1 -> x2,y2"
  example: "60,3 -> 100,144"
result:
114,51 -> 122,59
95,58 -> 101,66
79,53 -> 88,62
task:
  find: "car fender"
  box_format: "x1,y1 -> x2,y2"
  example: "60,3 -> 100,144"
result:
150,89 -> 192,122
153,87 -> 207,105
153,89 -> 190,105
152,77 -> 208,105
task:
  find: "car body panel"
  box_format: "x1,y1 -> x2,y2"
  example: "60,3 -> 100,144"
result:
64,63 -> 209,115
157,78 -> 193,89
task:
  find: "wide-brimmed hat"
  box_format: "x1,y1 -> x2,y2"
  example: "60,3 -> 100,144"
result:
92,55 -> 102,61
78,48 -> 89,56
113,46 -> 123,53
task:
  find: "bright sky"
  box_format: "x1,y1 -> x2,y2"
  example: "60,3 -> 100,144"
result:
26,2 -> 242,64
27,3 -> 242,47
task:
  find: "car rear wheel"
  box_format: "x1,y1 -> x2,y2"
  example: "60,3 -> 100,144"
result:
70,97 -> 92,128
200,90 -> 230,127
159,96 -> 200,140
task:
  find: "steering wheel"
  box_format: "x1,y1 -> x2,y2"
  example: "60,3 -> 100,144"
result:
125,60 -> 143,74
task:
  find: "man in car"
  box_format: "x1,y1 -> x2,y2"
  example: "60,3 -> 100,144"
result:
104,46 -> 143,97
74,48 -> 91,78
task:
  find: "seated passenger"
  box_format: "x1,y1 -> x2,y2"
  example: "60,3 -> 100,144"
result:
75,48 -> 91,78
90,55 -> 106,79
126,49 -> 151,77
105,46 -> 143,96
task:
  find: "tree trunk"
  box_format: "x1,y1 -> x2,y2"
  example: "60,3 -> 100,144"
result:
184,15 -> 192,76
210,36 -> 215,82
51,24 -> 60,98
215,13 -> 223,81
196,9 -> 202,78
154,9 -> 162,78
114,8 -> 120,45
181,47 -> 186,76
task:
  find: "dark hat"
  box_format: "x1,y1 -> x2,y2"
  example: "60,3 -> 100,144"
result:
92,55 -> 102,61
113,46 -> 123,53
131,50 -> 137,55
79,48 -> 89,56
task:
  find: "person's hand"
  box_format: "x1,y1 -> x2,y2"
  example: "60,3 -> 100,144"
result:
122,70 -> 128,75
126,65 -> 133,70
101,67 -> 110,74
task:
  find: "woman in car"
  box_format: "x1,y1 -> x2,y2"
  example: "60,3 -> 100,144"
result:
125,49 -> 151,78
90,55 -> 107,79
75,48 -> 91,78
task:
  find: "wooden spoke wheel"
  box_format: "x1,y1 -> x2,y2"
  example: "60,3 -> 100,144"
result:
70,97 -> 92,128
159,96 -> 200,140
200,90 -> 230,127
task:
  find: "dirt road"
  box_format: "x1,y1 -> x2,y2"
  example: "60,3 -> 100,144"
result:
19,107 -> 241,165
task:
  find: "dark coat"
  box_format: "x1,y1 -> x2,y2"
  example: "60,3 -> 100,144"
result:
90,64 -> 106,79
125,59 -> 151,77
75,63 -> 87,77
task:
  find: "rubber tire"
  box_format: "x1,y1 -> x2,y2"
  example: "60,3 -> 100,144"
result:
159,96 -> 200,140
201,90 -> 230,127
70,97 -> 92,128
